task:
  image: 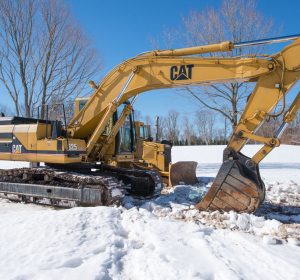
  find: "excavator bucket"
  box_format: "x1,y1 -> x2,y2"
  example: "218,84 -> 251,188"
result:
169,161 -> 198,186
195,148 -> 265,213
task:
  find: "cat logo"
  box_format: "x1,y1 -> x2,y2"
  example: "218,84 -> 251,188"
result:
12,144 -> 23,154
170,64 -> 194,81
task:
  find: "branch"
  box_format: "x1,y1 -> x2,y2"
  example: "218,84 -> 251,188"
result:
185,87 -> 232,120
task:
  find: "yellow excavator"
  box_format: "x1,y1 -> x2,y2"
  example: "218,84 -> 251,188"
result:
0,34 -> 300,212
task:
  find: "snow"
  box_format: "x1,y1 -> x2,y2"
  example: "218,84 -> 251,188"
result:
0,160 -> 29,169
172,144 -> 300,164
0,144 -> 300,279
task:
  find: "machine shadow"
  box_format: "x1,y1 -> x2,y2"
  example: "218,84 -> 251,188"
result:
197,176 -> 215,184
256,202 -> 300,224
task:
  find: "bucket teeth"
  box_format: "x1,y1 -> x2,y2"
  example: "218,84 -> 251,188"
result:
196,148 -> 265,213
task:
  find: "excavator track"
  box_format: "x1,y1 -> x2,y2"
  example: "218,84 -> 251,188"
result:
0,165 -> 162,208
0,168 -> 125,207
101,164 -> 162,196
46,163 -> 162,196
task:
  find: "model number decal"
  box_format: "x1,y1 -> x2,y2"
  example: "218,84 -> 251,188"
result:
68,144 -> 78,151
12,144 -> 23,154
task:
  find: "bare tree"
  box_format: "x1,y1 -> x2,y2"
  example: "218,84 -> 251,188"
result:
0,0 -> 101,118
296,112 -> 300,127
195,110 -> 216,145
165,110 -> 180,144
253,107 -> 300,145
290,112 -> 300,144
149,26 -> 177,50
154,116 -> 167,141
180,0 -> 273,130
132,109 -> 143,123
256,117 -> 281,139
277,112 -> 300,145
215,128 -> 226,144
144,115 -> 153,126
182,116 -> 194,145
0,104 -> 12,116
144,114 -> 155,138
37,0 -> 100,119
0,0 -> 37,116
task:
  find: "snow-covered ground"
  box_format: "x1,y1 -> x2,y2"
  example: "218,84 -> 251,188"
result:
0,145 -> 300,280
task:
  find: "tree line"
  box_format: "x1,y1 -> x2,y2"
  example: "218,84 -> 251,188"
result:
138,109 -> 229,146
139,109 -> 300,146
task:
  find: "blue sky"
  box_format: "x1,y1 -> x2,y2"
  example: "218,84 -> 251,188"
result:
66,0 -> 300,120
2,0 -> 300,121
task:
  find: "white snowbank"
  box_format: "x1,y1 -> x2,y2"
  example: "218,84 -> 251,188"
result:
0,160 -> 29,169
172,144 -> 300,163
172,144 -> 300,182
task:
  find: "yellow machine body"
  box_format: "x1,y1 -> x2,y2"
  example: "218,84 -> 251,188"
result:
1,36 -> 300,212
0,118 -> 86,164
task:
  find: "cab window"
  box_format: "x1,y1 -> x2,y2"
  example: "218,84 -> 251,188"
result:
139,126 -> 145,139
79,100 -> 87,111
119,126 -> 131,152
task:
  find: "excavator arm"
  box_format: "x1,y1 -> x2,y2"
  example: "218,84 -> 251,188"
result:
67,36 -> 300,213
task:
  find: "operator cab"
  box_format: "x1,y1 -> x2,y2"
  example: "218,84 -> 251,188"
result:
74,97 -> 170,172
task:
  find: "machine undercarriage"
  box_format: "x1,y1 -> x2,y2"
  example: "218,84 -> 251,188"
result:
0,164 -> 162,207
